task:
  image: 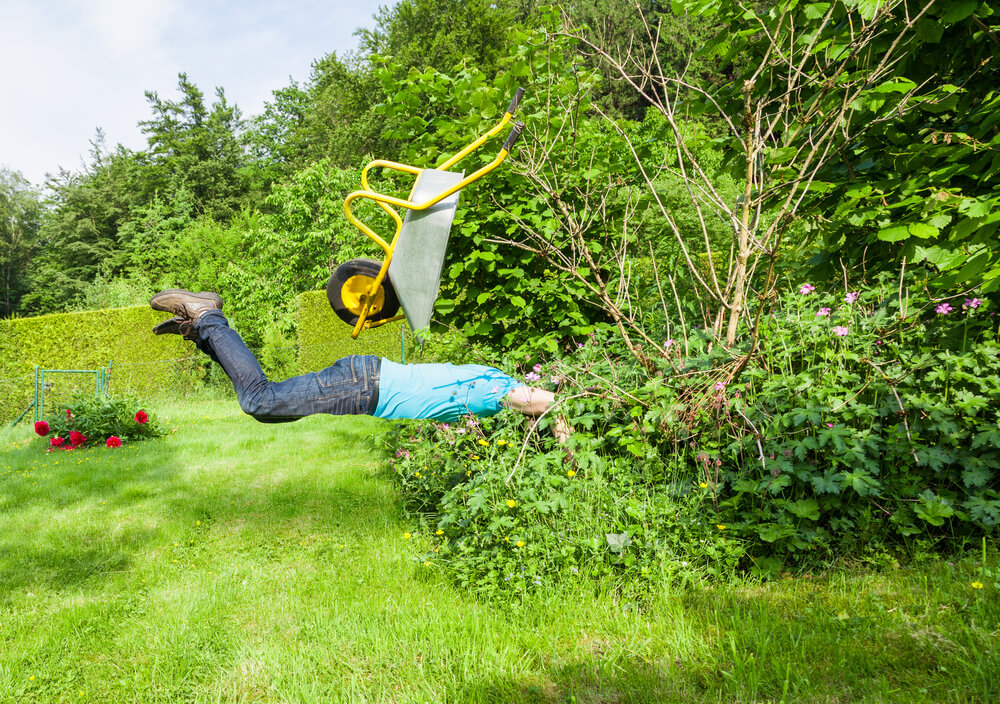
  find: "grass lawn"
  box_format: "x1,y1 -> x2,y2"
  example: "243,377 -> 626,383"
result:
1,398 -> 997,703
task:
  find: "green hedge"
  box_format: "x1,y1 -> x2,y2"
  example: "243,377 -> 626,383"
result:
0,307 -> 194,425
1,294 -> 412,425
295,290 -> 411,372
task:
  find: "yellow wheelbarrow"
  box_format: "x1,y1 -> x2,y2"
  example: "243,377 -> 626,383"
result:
327,87 -> 525,339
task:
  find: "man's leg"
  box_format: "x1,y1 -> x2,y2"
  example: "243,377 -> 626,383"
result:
151,291 -> 379,421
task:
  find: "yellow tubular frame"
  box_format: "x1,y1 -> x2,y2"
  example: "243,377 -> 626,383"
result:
342,98 -> 522,339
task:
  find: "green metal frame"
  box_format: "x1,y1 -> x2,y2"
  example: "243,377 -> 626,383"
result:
31,361 -> 113,423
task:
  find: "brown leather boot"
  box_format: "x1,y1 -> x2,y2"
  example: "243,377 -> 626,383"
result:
150,289 -> 223,320
152,316 -> 197,340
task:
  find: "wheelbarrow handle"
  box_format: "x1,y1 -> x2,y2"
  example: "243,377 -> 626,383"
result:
502,121 -> 525,153
506,87 -> 525,116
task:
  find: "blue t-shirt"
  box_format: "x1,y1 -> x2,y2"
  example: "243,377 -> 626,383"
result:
373,359 -> 522,421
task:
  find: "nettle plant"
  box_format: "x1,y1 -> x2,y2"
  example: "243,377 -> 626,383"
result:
383,271 -> 997,591
33,395 -> 163,450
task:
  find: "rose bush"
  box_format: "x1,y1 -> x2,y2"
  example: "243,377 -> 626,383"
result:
36,395 -> 164,450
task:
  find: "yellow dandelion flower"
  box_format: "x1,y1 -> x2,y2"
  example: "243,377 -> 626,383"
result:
415,471 -> 422,478
29,675 -> 35,681
504,537 -> 510,542
516,540 -> 525,547
478,439 -> 489,446
196,520 -> 201,525
506,499 -> 516,507
435,529 -> 444,535
424,561 -> 431,567
403,533 -> 412,539
971,581 -> 984,589
717,524 -> 727,531
472,455 -> 481,460
699,482 -> 708,488
466,470 -> 472,477
567,470 -> 576,477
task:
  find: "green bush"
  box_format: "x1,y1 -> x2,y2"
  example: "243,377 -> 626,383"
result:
33,394 -> 164,449
380,273 -> 998,592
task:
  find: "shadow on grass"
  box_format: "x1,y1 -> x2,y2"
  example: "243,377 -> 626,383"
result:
455,657 -> 690,704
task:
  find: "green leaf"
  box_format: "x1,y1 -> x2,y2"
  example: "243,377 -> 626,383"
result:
940,0 -> 978,23
758,523 -> 796,543
802,3 -> 830,20
605,532 -> 632,553
962,466 -> 993,489
789,498 -> 820,521
877,224 -> 910,242
907,222 -> 939,239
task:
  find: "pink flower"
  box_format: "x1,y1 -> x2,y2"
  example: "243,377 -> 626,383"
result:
69,431 -> 87,446
34,420 -> 50,436
832,326 -> 849,337
525,371 -> 541,382
799,283 -> 815,295
664,339 -> 675,349
551,376 -> 559,385
714,381 -> 727,391
106,436 -> 122,448
845,292 -> 858,304
50,436 -> 65,447
532,364 -> 542,374
816,307 -> 832,316
936,303 -> 953,315
826,423 -> 834,428
963,298 -> 981,309
134,410 -> 148,424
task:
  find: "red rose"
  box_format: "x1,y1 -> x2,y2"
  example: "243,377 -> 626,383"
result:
69,431 -> 87,446
50,436 -> 65,447
134,410 -> 148,424
66,408 -> 72,420
34,420 -> 50,436
106,436 -> 122,448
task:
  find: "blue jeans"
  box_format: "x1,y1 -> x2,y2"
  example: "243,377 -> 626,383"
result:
193,310 -> 380,423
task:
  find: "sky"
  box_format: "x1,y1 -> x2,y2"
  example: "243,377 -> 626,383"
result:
0,0 -> 391,187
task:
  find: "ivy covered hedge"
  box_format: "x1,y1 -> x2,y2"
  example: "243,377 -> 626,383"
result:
295,290 -> 411,371
0,307 -> 191,425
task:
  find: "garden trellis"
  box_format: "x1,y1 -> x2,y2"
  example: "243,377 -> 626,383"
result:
13,362 -> 114,426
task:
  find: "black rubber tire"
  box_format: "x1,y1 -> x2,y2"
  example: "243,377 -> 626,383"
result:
327,258 -> 400,326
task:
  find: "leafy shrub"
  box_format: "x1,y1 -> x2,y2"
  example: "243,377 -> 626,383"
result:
34,395 -> 164,450
381,272 -> 998,592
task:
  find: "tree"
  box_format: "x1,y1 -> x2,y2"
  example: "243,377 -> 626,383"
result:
807,2 -> 1000,294
558,0 -> 972,360
139,73 -> 248,220
0,168 -> 42,317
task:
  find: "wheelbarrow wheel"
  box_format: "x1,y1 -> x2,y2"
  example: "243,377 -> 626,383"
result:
327,258 -> 400,326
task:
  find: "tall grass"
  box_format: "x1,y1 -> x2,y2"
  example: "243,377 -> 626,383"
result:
1,399 -> 996,703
